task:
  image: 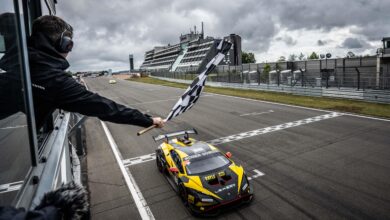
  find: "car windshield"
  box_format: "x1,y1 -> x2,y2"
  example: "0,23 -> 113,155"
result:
185,151 -> 231,175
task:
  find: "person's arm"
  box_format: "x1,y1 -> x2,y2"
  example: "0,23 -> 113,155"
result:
53,75 -> 154,127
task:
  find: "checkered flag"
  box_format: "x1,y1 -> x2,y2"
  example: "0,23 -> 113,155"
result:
165,40 -> 232,121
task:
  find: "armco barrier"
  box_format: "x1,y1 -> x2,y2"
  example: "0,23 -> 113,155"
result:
151,76 -> 390,104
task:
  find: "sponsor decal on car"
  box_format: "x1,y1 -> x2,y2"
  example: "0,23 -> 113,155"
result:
214,183 -> 235,194
184,150 -> 218,161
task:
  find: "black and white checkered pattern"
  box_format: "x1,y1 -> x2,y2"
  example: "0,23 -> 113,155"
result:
208,112 -> 343,145
165,40 -> 232,121
122,153 -> 156,167
0,181 -> 23,193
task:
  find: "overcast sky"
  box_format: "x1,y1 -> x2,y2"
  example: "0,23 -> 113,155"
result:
56,0 -> 389,72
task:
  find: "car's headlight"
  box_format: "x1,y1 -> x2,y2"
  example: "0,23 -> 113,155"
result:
200,197 -> 214,203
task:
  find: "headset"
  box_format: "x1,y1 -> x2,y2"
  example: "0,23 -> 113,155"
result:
56,24 -> 74,53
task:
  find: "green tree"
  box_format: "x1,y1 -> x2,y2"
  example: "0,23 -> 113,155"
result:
278,56 -> 286,62
288,54 -> 297,61
242,51 -> 256,63
298,53 -> 305,61
308,52 -> 319,60
275,62 -> 281,71
261,63 -> 271,81
65,71 -> 73,77
346,51 -> 355,58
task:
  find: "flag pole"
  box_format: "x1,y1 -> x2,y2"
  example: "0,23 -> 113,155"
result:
137,124 -> 157,136
137,40 -> 231,137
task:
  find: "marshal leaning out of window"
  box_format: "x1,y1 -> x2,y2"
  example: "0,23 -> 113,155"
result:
0,15 -> 165,129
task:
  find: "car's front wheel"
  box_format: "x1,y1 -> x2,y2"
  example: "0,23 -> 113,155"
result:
156,155 -> 164,173
178,183 -> 188,205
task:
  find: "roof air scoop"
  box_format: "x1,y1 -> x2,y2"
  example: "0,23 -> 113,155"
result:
177,137 -> 192,145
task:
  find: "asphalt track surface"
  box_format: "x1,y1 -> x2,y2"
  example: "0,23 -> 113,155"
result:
0,113 -> 30,205
85,77 -> 390,220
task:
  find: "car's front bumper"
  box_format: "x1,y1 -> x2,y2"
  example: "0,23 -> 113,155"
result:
188,190 -> 254,215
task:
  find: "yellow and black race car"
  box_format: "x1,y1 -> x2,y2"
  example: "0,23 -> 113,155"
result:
154,129 -> 253,215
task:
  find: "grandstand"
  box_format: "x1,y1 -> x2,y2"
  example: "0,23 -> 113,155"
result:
140,24 -> 241,73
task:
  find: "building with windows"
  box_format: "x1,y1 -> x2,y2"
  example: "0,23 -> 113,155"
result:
140,25 -> 241,73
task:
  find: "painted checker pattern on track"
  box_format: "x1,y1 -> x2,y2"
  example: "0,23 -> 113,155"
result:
123,153 -> 156,167
84,77 -> 390,220
208,112 -> 343,145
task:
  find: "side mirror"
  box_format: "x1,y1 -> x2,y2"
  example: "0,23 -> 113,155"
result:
169,167 -> 179,173
225,152 -> 232,159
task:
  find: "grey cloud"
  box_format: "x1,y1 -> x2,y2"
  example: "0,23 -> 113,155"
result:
341,37 -> 367,49
276,35 -> 297,46
317,40 -> 327,46
55,0 -> 387,71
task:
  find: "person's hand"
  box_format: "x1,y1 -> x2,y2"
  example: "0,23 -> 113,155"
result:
152,117 -> 165,128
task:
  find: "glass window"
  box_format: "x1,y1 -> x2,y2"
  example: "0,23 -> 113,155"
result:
40,0 -> 51,15
0,1 -> 32,206
186,152 -> 231,175
170,150 -> 184,173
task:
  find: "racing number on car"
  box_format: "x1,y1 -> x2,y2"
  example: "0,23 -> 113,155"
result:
204,174 -> 216,181
204,171 -> 225,181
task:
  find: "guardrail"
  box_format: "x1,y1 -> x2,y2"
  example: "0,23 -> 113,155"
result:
14,112 -> 85,209
151,76 -> 390,104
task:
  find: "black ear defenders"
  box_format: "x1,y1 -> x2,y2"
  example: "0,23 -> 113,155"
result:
56,29 -> 73,53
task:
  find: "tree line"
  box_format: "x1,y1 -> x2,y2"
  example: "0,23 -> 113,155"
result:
242,51 -> 372,64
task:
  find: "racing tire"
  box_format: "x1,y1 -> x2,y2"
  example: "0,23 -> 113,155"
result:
156,155 -> 163,173
178,183 -> 188,205
178,183 -> 198,216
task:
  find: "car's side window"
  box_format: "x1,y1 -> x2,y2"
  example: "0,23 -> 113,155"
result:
170,150 -> 184,173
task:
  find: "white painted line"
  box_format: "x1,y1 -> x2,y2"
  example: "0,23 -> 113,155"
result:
0,181 -> 24,194
205,92 -> 335,113
130,94 -> 214,106
248,169 -> 265,180
131,98 -> 178,106
240,110 -> 274,117
204,92 -> 390,122
101,121 -> 155,220
208,112 -> 343,145
123,153 -> 156,167
130,80 -> 390,122
121,112 -> 343,167
342,113 -> 390,122
0,125 -> 27,130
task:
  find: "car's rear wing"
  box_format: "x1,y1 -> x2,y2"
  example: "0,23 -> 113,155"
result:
153,128 -> 198,142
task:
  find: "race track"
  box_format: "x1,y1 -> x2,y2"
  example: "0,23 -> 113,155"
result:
84,77 -> 390,220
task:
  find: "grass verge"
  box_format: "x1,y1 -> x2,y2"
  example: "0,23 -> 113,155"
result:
127,77 -> 390,119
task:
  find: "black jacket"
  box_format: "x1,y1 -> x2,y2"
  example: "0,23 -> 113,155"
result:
25,33 -> 153,128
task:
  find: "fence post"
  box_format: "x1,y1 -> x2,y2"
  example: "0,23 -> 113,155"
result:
248,64 -> 251,84
356,67 -> 360,90
277,70 -> 280,87
241,64 -> 244,84
325,70 -> 329,89
228,65 -> 231,83
217,68 -> 219,82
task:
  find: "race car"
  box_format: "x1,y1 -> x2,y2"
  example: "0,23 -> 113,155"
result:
154,129 -> 253,215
